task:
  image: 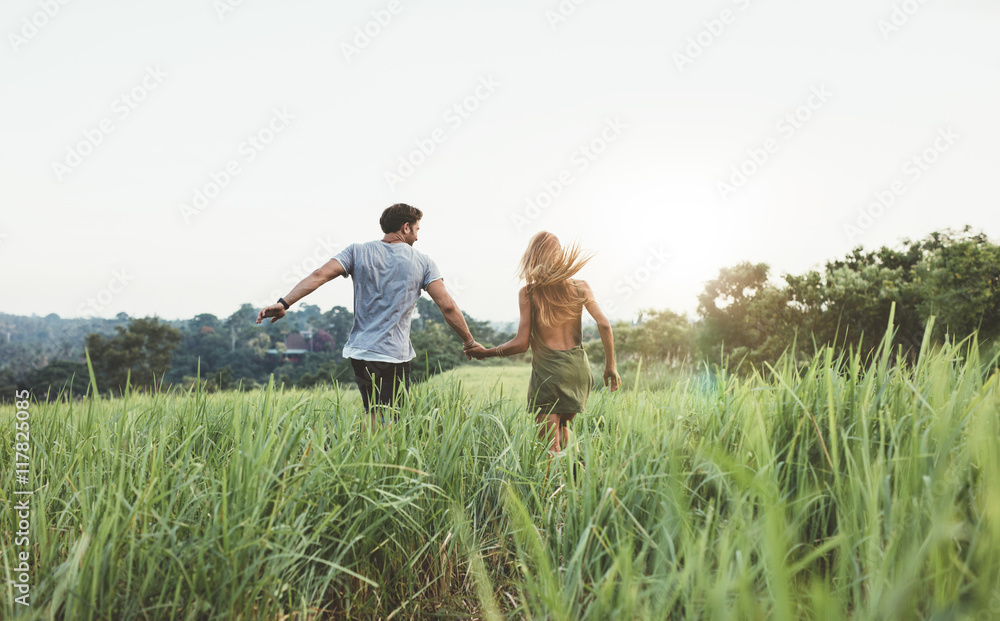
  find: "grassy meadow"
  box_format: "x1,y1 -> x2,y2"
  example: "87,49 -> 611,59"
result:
2,323 -> 1000,620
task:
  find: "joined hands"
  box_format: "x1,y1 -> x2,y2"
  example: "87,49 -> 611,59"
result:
463,341 -> 489,360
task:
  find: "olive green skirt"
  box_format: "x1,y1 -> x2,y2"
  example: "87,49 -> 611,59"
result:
527,342 -> 593,415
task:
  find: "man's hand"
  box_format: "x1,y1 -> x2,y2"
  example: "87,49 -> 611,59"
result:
256,304 -> 287,324
604,367 -> 622,392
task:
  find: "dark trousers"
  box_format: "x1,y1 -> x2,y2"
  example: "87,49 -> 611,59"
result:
350,358 -> 411,418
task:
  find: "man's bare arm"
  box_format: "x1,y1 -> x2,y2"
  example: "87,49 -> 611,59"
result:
256,259 -> 346,324
425,279 -> 475,346
283,258 -> 346,306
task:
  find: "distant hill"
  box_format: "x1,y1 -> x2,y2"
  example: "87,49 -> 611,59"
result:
0,312 -> 185,378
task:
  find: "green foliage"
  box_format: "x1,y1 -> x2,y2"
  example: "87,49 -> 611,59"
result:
612,309 -> 695,364
696,227 -> 1000,371
410,320 -> 467,380
0,312 -> 135,381
696,261 -> 780,366
7,227 -> 998,395
412,296 -> 444,331
296,356 -> 354,388
84,317 -> 182,393
25,360 -> 90,399
3,325 -> 998,619
164,304 -> 359,390
794,239 -> 926,359
320,305 -> 355,347
915,228 -> 1000,342
166,317 -> 231,383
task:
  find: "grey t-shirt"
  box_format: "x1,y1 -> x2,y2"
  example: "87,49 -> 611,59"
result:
334,240 -> 442,361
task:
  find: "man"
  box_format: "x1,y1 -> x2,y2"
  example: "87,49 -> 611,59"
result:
256,204 -> 480,425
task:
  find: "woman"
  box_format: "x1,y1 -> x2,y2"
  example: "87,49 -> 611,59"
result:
468,232 -> 621,453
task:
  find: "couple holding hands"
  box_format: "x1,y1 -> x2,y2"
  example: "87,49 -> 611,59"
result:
257,203 -> 620,453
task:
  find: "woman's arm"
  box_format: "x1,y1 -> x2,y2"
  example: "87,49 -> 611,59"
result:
471,288 -> 531,359
580,281 -> 621,391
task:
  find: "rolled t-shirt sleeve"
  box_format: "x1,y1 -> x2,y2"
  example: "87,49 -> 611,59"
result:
333,244 -> 356,276
422,256 -> 443,290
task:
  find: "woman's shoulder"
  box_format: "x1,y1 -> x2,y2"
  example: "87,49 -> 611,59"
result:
518,286 -> 531,308
570,279 -> 593,296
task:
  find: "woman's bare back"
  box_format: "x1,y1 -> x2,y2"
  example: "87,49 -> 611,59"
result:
530,279 -> 585,351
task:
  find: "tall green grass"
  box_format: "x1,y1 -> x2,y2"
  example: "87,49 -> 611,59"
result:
2,319 -> 998,619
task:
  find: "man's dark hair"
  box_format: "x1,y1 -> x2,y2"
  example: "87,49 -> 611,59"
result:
380,203 -> 423,234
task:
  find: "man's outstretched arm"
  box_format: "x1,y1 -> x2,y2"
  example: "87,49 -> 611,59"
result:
256,259 -> 346,324
425,279 -> 476,350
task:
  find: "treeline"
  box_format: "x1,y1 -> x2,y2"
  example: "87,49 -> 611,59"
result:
1,298 -> 507,398
585,227 -> 1000,371
5,227 -> 998,398
0,313 -> 136,377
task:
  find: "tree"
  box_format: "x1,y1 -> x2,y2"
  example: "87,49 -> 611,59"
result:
85,317 -> 182,393
225,304 -> 261,353
165,316 -> 231,384
321,306 -> 354,351
916,228 -> 1000,344
27,360 -> 90,399
296,356 -> 353,388
410,320 -> 466,380
413,297 -> 444,331
607,310 -> 694,365
310,329 -> 335,353
816,242 -> 926,358
696,262 -> 773,364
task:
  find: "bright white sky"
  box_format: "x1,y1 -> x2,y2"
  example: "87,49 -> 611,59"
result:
2,0 -> 999,323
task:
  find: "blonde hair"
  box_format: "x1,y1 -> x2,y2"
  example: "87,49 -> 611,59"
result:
518,231 -> 593,327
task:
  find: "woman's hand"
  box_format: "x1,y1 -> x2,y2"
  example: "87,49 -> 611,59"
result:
603,367 -> 621,392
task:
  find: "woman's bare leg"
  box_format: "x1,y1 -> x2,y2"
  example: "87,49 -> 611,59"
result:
535,412 -> 562,453
559,413 -> 577,450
